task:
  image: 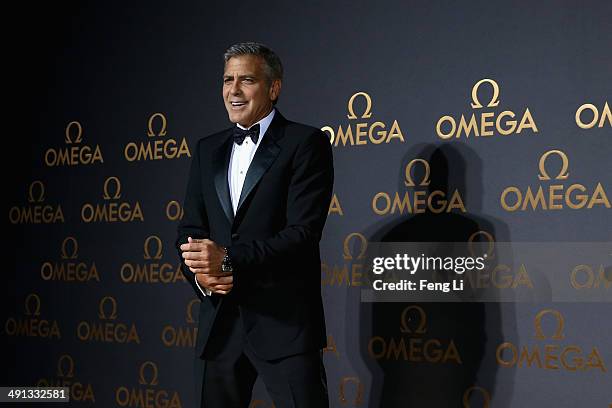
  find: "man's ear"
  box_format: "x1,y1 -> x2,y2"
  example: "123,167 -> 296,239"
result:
269,79 -> 282,102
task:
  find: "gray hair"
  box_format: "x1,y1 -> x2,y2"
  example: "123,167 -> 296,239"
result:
223,42 -> 284,84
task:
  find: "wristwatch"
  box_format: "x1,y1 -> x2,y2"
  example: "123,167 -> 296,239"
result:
221,247 -> 233,273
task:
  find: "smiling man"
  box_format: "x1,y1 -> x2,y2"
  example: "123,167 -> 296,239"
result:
223,54 -> 281,128
176,42 -> 333,408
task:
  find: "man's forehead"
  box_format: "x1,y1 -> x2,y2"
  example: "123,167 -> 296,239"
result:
223,55 -> 264,75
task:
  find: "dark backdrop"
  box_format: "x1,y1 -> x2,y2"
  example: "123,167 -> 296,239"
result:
5,1 -> 611,407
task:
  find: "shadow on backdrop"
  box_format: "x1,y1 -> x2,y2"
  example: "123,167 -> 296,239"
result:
345,143 -> 516,408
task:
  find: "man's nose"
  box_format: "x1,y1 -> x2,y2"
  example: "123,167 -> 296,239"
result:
230,80 -> 241,95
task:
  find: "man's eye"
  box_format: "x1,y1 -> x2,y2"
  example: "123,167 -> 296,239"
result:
243,78 -> 254,83
223,79 -> 232,84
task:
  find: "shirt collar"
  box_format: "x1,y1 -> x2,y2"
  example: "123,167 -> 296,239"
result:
236,108 -> 276,144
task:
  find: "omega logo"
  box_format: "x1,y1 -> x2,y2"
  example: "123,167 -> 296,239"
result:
41,236 -> 99,283
25,293 -> 42,316
124,112 -> 190,161
147,113 -> 167,137
61,237 -> 78,260
462,385 -> 491,408
322,92 -> 405,147
57,354 -> 75,378
45,121 -> 104,166
373,159 -> 466,215
98,296 -> 118,320
143,236 -> 163,260
81,177 -> 144,223
496,309 -> 607,372
343,233 -> 368,260
28,180 -> 45,203
138,361 -> 159,386
467,230 -> 495,260
399,305 -> 427,334
368,305 -> 462,364
437,78 -> 538,139
65,121 -> 83,143
404,159 -> 431,187
500,149 -> 610,211
103,177 -> 122,200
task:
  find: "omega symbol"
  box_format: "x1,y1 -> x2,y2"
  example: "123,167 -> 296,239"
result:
470,78 -> 500,109
147,113 -> 168,137
400,305 -> 427,335
537,150 -> 570,181
534,309 -> 565,340
102,177 -> 122,200
404,159 -> 431,187
347,92 -> 373,119
138,361 -> 159,386
65,121 -> 83,144
343,233 -> 368,260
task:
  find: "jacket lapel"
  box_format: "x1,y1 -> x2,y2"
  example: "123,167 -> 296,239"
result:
212,111 -> 287,227
212,131 -> 234,225
236,111 -> 286,216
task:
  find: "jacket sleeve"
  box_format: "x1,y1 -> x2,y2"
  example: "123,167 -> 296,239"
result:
227,130 -> 334,272
176,139 -> 210,301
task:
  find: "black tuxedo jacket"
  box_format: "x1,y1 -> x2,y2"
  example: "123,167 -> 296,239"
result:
176,110 -> 334,360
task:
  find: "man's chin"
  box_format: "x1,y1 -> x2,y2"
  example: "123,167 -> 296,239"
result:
228,112 -> 247,123
228,115 -> 255,128
227,113 -> 241,124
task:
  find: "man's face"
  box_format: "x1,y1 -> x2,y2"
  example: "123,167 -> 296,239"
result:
222,55 -> 281,128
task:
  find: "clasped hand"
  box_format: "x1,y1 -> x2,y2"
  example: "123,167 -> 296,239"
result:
180,237 -> 233,295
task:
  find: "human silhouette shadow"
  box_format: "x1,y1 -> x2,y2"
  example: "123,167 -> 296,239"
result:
349,143 -> 516,408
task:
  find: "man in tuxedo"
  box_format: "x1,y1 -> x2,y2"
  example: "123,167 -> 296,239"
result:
176,42 -> 333,408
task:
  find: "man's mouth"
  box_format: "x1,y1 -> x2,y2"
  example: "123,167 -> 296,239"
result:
230,101 -> 247,107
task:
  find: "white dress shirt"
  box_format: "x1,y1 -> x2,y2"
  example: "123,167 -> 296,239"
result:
195,109 -> 276,296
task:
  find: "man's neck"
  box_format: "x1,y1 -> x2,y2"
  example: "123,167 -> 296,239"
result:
237,108 -> 275,129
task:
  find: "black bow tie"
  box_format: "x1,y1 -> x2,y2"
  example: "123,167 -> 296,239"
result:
233,124 -> 260,145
